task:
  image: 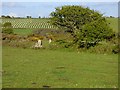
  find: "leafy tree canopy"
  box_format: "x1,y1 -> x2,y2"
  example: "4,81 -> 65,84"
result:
50,5 -> 114,48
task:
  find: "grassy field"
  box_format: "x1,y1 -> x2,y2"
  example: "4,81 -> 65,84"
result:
106,18 -> 118,32
13,28 -> 33,35
2,46 -> 118,88
2,17 -> 118,88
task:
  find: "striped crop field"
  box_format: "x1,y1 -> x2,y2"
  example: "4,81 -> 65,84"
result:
1,18 -> 118,32
1,18 -> 57,29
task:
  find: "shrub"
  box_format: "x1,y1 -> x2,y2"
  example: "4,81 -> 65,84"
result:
28,34 -> 44,41
2,22 -> 13,34
112,45 -> 120,54
88,44 -> 113,54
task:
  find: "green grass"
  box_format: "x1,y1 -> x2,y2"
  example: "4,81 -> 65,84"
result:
106,18 -> 118,32
2,46 -> 118,88
13,28 -> 33,35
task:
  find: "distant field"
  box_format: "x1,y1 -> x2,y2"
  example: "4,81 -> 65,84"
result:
2,18 -> 57,29
1,18 -> 118,35
2,18 -> 118,30
2,46 -> 118,88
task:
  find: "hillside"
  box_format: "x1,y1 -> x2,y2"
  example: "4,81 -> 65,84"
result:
1,18 -> 118,32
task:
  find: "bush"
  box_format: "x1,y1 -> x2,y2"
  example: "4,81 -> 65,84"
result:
2,22 -> 13,34
28,34 -> 44,41
2,33 -> 18,40
2,28 -> 13,34
112,45 -> 120,54
55,39 -> 66,44
88,44 -> 113,54
2,38 -> 34,49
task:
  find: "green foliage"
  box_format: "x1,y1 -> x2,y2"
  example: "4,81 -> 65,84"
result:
88,43 -> 113,54
76,18 -> 114,48
3,22 -> 12,27
50,6 -> 102,30
2,28 -> 13,34
112,45 -> 119,54
55,39 -> 66,44
2,22 -> 13,34
50,5 -> 114,48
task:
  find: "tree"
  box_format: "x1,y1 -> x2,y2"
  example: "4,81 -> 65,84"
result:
2,22 -> 13,34
6,15 -> 11,18
39,16 -> 41,18
26,16 -> 32,18
1,15 -> 6,18
50,5 -> 114,48
110,16 -> 114,18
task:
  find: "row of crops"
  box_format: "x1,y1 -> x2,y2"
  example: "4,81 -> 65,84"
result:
1,18 -> 57,29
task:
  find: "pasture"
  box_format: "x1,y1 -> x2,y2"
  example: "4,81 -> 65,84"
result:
2,17 -> 118,88
2,46 -> 118,88
13,28 -> 33,35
